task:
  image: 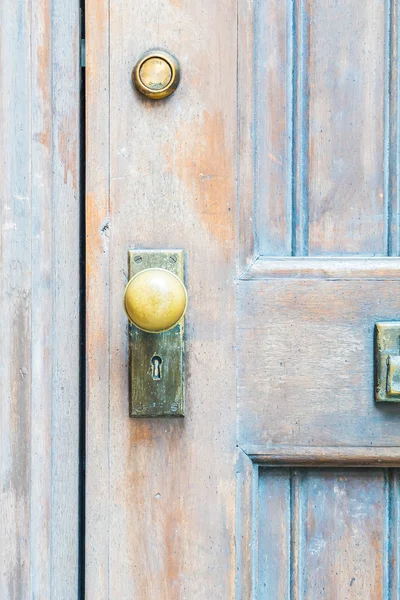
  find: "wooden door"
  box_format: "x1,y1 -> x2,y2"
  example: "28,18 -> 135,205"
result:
86,1 -> 400,599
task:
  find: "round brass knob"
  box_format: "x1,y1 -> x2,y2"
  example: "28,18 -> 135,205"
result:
132,50 -> 181,100
124,268 -> 187,333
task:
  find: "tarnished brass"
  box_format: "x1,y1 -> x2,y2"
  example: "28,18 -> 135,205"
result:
132,50 -> 181,99
124,268 -> 187,333
126,250 -> 186,417
375,322 -> 400,402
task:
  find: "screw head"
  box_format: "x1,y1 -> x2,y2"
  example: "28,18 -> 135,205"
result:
169,255 -> 177,263
170,403 -> 178,413
134,255 -> 142,263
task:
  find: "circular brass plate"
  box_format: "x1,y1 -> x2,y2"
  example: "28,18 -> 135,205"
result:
140,57 -> 172,90
124,268 -> 188,333
132,50 -> 181,99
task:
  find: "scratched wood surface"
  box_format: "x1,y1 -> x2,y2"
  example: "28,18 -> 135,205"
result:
238,275 -> 400,449
307,0 -> 386,255
0,0 -> 81,597
238,0 -> 400,450
236,1 -> 400,597
85,0 -> 237,598
255,468 -> 399,599
240,0 -> 399,259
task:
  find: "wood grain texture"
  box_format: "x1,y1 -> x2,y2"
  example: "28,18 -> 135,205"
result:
389,471 -> 400,596
85,0 -> 400,596
293,0 -> 310,257
238,278 -> 400,449
236,448 -> 257,600
243,445 -> 400,466
255,0 -> 293,257
235,3 -> 400,594
241,256 -> 400,280
85,0 -> 110,593
307,0 -> 386,255
298,469 -> 388,598
238,0 -> 295,262
238,466 -> 400,599
238,0 -> 257,271
239,0 -> 400,260
257,469 -> 291,598
85,0 -> 237,598
255,468 -> 400,599
388,0 -> 400,256
0,0 -> 80,596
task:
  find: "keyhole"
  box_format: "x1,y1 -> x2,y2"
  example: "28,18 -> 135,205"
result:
151,355 -> 162,380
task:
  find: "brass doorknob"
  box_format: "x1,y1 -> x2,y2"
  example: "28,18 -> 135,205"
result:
124,268 -> 187,333
132,50 -> 181,99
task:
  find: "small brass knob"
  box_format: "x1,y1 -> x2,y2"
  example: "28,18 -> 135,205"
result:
132,50 -> 181,100
124,268 -> 187,333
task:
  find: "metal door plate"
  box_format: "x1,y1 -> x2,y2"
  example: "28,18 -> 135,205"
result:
375,322 -> 400,402
128,249 -> 185,417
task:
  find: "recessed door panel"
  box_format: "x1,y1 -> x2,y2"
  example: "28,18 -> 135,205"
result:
255,468 -> 398,599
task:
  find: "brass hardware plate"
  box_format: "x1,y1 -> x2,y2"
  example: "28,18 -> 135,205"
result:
128,249 -> 185,417
132,50 -> 181,100
375,322 -> 400,402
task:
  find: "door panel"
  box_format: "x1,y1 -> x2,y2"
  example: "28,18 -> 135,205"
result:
306,0 -> 386,256
257,468 -> 398,599
238,274 -> 400,448
239,0 -> 399,263
238,0 -> 400,445
237,454 -> 400,599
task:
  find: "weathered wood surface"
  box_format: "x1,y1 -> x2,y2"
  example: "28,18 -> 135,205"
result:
242,256 -> 400,280
239,0 -> 400,260
86,0 -> 237,598
243,445 -> 400,466
255,468 -> 397,599
237,0 -> 400,472
238,277 -> 400,449
257,468 -> 292,598
238,0 -> 257,272
86,0 -> 400,597
85,0 -> 110,595
254,0 -> 293,257
236,448 -> 256,600
0,0 -> 81,597
307,0 -> 386,255
236,1 -> 400,597
237,463 -> 400,598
